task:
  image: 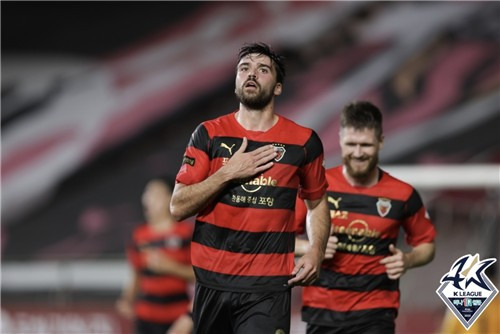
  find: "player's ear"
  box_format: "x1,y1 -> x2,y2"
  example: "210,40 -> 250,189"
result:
379,135 -> 385,150
274,83 -> 282,96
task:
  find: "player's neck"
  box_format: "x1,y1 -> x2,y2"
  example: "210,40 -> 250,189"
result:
149,214 -> 174,231
343,165 -> 380,188
235,106 -> 278,132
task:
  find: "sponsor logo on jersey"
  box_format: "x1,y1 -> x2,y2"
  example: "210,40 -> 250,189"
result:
328,196 -> 349,219
332,219 -> 381,242
182,155 -> 195,166
436,254 -> 498,330
328,196 -> 342,209
220,142 -> 236,155
241,174 -> 277,193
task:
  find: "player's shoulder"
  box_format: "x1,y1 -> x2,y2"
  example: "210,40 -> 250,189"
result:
132,222 -> 149,239
326,165 -> 342,176
278,115 -> 317,143
201,112 -> 236,132
382,169 -> 414,188
380,169 -> 417,197
176,220 -> 194,235
325,166 -> 343,184
325,165 -> 342,178
279,115 -> 312,132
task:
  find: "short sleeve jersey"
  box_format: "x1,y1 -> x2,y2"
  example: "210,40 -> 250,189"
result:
127,222 -> 192,324
176,112 -> 327,292
297,166 -> 436,326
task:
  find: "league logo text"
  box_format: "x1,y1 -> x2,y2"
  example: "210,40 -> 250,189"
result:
436,254 -> 498,330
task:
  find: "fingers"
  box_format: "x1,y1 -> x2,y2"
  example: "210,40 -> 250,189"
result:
288,259 -> 308,286
379,244 -> 401,264
255,161 -> 274,173
227,141 -> 277,179
288,257 -> 319,286
324,235 -> 338,259
236,137 -> 248,153
386,267 -> 404,280
290,259 -> 304,277
237,139 -> 275,160
288,265 -> 316,286
380,244 -> 406,280
252,144 -> 277,163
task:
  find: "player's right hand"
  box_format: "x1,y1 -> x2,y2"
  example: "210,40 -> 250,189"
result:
223,137 -> 277,180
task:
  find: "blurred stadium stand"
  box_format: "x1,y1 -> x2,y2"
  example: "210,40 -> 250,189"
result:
2,2 -> 499,333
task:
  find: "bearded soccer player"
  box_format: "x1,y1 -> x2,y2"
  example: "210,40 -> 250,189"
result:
295,101 -> 436,334
170,42 -> 331,334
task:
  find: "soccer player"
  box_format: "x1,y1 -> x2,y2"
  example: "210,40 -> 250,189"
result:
116,179 -> 194,334
295,101 -> 436,334
170,42 -> 331,334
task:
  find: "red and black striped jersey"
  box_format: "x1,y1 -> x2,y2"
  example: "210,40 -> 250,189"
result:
175,112 -> 327,292
296,166 -> 436,327
127,222 -> 192,324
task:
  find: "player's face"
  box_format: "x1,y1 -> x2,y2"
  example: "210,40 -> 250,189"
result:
142,181 -> 171,221
235,53 -> 282,110
340,127 -> 383,180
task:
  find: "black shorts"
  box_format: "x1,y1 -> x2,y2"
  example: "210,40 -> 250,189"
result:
305,309 -> 396,334
193,283 -> 291,334
135,318 -> 171,334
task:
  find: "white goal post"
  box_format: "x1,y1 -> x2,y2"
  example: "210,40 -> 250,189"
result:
382,164 -> 500,190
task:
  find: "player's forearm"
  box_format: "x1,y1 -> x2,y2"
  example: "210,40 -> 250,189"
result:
306,195 -> 330,256
169,263 -> 196,282
405,242 -> 435,269
295,238 -> 309,257
170,169 -> 231,221
122,271 -> 139,301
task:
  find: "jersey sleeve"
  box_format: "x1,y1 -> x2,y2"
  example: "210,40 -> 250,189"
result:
126,238 -> 142,269
175,123 -> 211,185
402,189 -> 436,246
298,130 -> 328,200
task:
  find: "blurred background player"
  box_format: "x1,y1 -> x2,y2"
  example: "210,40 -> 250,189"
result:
116,178 -> 194,334
295,101 -> 436,334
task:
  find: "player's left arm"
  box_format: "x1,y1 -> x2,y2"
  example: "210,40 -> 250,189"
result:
381,187 -> 436,280
144,250 -> 195,282
288,194 -> 330,286
380,242 -> 435,280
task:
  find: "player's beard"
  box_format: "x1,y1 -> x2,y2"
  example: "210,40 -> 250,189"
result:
235,83 -> 275,110
343,154 -> 379,181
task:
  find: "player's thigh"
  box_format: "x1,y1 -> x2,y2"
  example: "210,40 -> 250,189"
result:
356,318 -> 395,334
193,284 -> 232,334
234,290 -> 291,334
135,318 -> 171,334
306,323 -> 342,334
306,310 -> 395,334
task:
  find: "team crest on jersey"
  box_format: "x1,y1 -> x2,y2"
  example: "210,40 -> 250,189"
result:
273,144 -> 286,162
376,197 -> 391,217
436,254 -> 498,330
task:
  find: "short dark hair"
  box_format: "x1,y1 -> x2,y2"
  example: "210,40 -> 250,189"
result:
340,101 -> 383,139
238,42 -> 286,84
